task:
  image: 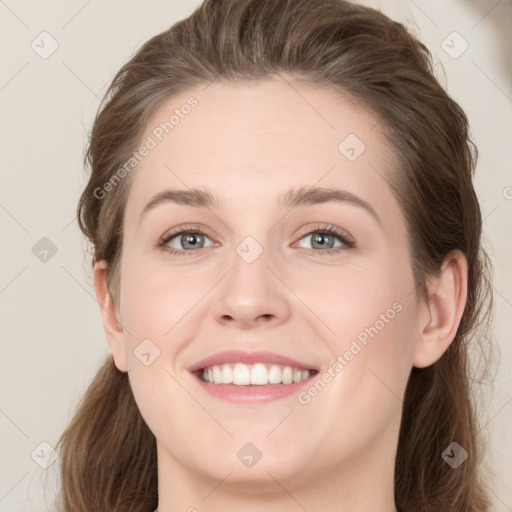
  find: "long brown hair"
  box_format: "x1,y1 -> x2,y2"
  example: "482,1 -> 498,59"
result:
52,0 -> 497,510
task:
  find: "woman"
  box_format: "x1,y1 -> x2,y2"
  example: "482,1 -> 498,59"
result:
54,0 -> 495,510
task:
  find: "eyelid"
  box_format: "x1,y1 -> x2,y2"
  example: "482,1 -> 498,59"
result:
160,223 -> 215,241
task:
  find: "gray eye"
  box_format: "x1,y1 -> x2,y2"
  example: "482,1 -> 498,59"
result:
166,232 -> 213,251
298,232 -> 343,250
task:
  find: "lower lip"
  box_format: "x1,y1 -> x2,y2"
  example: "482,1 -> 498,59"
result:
191,372 -> 314,403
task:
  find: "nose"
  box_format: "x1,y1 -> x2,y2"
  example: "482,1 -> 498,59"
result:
211,248 -> 292,330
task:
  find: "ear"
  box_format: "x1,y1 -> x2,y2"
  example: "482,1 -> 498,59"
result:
412,249 -> 468,368
93,260 -> 128,372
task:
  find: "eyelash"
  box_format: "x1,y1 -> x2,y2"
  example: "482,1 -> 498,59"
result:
156,223 -> 356,256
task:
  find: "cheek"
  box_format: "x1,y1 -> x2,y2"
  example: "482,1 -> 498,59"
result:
325,290 -> 415,421
119,259 -> 206,343
317,268 -> 416,405
301,263 -> 408,346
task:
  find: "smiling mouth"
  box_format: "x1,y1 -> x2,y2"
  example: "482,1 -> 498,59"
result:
193,362 -> 319,385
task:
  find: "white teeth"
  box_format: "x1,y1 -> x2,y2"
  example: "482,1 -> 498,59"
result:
201,363 -> 311,385
233,363 -> 251,385
221,364 -> 233,384
282,366 -> 293,384
213,365 -> 222,383
268,364 -> 282,384
250,363 -> 268,385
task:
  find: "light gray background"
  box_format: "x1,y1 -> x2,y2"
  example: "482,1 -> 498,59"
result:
0,0 -> 511,510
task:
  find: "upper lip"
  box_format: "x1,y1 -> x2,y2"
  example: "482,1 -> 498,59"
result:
188,350 -> 319,372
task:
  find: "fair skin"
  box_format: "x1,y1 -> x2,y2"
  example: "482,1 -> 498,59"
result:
93,77 -> 467,512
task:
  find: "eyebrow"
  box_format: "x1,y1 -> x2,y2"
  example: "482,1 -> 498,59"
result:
139,186 -> 381,225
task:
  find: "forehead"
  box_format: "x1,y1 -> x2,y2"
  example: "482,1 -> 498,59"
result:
124,78 -> 399,223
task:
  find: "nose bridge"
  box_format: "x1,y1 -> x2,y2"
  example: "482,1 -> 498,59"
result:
211,227 -> 291,327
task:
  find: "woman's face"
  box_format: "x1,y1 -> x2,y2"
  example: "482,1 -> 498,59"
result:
101,78 -> 426,496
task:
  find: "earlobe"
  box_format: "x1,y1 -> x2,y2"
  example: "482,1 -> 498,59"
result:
93,260 -> 128,373
412,250 -> 468,368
